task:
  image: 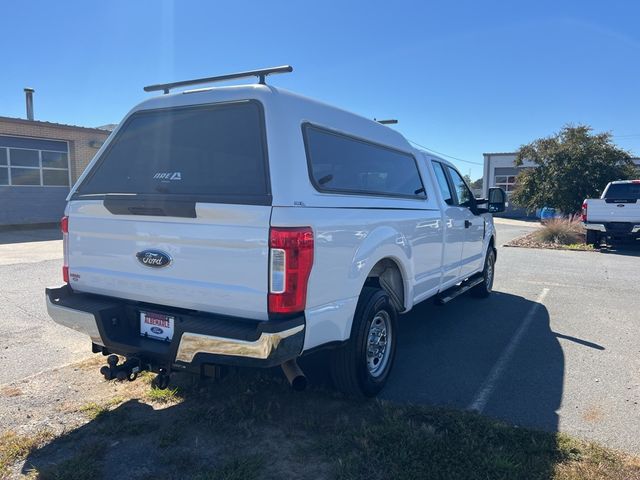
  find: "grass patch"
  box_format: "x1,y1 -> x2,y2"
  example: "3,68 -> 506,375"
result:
0,430 -> 53,478
157,424 -> 184,448
16,371 -> 640,480
312,401 -> 640,480
96,417 -> 157,437
78,396 -> 124,420
181,375 -> 640,480
137,370 -> 156,385
554,434 -> 640,480
193,454 -> 265,480
565,243 -> 594,251
535,217 -> 584,245
321,404 -> 561,480
80,397 -> 157,437
33,443 -> 104,480
146,386 -> 181,404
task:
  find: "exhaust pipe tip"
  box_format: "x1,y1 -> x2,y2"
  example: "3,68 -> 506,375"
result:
290,374 -> 308,392
281,359 -> 307,391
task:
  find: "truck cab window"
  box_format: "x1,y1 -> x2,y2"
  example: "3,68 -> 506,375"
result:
447,166 -> 474,207
432,161 -> 454,205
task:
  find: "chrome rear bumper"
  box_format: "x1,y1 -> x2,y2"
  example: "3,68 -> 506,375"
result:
582,222 -> 606,232
46,292 -> 103,345
583,222 -> 640,234
175,325 -> 305,363
45,285 -> 305,369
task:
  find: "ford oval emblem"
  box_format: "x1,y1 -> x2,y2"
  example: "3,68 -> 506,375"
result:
136,250 -> 172,268
150,326 -> 164,335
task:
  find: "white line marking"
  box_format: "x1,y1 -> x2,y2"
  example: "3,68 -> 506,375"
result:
467,288 -> 549,413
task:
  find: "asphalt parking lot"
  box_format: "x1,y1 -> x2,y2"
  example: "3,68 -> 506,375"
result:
0,228 -> 88,385
383,220 -> 640,453
1,220 -> 639,453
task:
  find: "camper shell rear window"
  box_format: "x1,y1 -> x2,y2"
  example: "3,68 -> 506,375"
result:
74,100 -> 271,205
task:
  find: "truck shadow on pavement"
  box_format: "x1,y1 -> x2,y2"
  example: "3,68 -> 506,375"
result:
303,291 -> 567,433
599,241 -> 640,257
21,291 -> 587,479
382,291 -> 564,432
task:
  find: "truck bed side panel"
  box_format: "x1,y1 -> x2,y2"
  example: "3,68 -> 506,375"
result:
271,206 -> 443,350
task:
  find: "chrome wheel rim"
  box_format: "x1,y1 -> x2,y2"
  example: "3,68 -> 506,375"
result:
486,254 -> 495,292
366,310 -> 392,377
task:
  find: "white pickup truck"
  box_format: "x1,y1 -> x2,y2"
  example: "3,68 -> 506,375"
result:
582,180 -> 640,247
45,66 -> 506,396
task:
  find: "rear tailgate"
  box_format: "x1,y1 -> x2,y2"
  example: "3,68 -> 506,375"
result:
587,183 -> 640,223
587,200 -> 640,223
67,202 -> 270,319
67,99 -> 272,320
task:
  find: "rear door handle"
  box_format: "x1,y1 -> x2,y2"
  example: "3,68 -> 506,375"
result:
464,220 -> 472,228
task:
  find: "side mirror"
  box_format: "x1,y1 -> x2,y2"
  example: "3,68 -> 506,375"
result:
488,187 -> 507,213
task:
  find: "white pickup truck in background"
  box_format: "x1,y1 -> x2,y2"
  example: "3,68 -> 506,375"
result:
45,66 -> 507,397
582,180 -> 640,247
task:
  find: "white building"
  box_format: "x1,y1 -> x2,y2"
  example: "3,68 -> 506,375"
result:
482,152 -> 640,216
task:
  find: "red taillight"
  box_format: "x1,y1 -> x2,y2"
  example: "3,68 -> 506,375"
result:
268,227 -> 314,315
581,201 -> 588,222
61,216 -> 69,283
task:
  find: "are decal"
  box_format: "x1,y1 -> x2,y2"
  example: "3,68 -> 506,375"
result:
153,171 -> 182,181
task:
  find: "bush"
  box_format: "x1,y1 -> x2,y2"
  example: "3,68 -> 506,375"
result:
534,217 -> 585,245
511,125 -> 637,214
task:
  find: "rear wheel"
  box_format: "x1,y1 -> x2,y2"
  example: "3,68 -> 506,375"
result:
586,230 -> 601,248
471,248 -> 495,298
330,287 -> 397,397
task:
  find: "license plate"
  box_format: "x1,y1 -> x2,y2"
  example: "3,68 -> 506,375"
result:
140,311 -> 174,341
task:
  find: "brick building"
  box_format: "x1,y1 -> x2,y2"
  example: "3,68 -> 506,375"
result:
0,115 -> 111,225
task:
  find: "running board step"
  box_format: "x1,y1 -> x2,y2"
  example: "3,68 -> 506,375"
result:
435,277 -> 484,305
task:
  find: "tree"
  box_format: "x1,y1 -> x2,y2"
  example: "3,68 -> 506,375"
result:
511,125 -> 637,214
463,175 -> 483,190
470,177 -> 483,190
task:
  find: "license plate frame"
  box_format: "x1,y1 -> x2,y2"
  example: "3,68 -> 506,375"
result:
140,311 -> 175,342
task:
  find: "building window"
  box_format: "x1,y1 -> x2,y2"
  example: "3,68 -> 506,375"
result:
495,175 -> 517,193
0,148 -> 7,185
0,136 -> 70,187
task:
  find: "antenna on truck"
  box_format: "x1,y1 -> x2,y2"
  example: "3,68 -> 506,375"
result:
144,65 -> 294,94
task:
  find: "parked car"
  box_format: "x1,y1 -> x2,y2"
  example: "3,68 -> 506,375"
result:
582,180 -> 640,247
45,66 -> 506,397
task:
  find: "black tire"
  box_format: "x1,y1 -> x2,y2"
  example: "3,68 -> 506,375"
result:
586,230 -> 600,248
330,287 -> 397,397
152,371 -> 170,390
471,248 -> 496,298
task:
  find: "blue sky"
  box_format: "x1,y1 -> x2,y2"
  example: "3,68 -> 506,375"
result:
1,0 -> 638,179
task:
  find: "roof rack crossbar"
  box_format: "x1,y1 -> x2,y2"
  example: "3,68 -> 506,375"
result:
143,65 -> 293,94
374,118 -> 398,125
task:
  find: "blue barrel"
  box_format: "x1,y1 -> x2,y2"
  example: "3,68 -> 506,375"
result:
540,207 -> 556,221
